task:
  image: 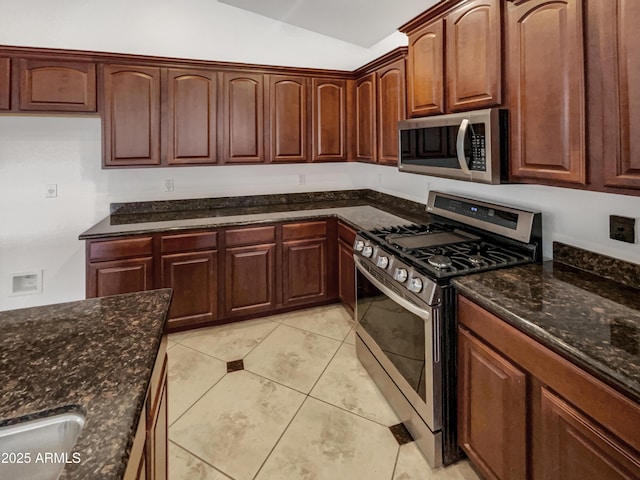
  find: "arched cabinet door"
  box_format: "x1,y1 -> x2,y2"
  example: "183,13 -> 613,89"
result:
312,78 -> 347,161
406,18 -> 444,117
354,73 -> 376,163
507,0 -> 586,184
102,65 -> 161,167
268,75 -> 309,163
166,69 -> 218,165
221,72 -> 265,164
377,59 -> 406,165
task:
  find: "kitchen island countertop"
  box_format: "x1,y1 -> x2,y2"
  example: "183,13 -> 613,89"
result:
0,289 -> 172,479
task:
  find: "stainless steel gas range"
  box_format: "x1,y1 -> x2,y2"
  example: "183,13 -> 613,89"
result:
354,191 -> 542,468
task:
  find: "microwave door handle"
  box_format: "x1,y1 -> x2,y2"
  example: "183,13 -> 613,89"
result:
456,119 -> 472,175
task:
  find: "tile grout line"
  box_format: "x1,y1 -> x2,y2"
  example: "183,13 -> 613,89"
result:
251,395 -> 311,480
168,367 -> 228,428
390,441 -> 402,480
169,439 -> 237,480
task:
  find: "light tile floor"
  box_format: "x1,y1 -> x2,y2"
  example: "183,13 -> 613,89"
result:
167,304 -> 482,480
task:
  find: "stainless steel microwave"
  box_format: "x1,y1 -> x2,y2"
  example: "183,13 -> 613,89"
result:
398,108 -> 507,184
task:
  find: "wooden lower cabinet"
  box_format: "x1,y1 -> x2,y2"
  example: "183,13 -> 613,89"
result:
125,338 -> 167,480
87,257 -> 153,298
337,222 -> 356,314
161,251 -> 217,329
458,294 -> 640,480
224,243 -> 276,317
538,387 -> 640,480
458,326 -> 527,480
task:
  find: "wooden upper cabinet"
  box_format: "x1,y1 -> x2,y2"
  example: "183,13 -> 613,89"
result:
221,72 -> 264,164
407,18 -> 444,117
0,58 -> 10,110
19,59 -> 97,112
312,78 -> 347,161
354,73 -> 377,162
165,69 -> 218,165
596,0 -> 640,189
507,0 -> 586,184
445,0 -> 501,112
102,65 -> 161,167
377,58 -> 406,165
267,75 -> 309,163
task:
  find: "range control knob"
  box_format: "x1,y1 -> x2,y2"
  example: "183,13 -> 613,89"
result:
354,240 -> 365,252
393,268 -> 408,283
376,256 -> 389,269
408,277 -> 423,293
362,246 -> 373,258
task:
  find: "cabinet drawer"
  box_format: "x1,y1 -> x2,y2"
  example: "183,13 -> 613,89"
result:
225,226 -> 276,247
282,221 -> 327,241
88,237 -> 153,261
160,231 -> 217,253
337,221 -> 357,244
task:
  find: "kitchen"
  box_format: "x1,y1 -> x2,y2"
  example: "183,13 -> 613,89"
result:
1,0 -> 639,479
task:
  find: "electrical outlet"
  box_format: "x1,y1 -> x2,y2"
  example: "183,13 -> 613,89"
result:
164,179 -> 174,192
610,215 -> 636,243
298,174 -> 306,185
45,184 -> 57,198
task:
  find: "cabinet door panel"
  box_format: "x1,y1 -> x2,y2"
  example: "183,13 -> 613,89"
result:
161,251 -> 217,328
312,78 -> 347,161
268,75 -> 308,162
166,69 -> 217,165
601,0 -> 640,188
19,59 -> 97,112
458,327 -> 527,480
222,72 -> 264,163
147,372 -> 168,480
103,65 -> 161,166
539,387 -> 640,480
446,0 -> 501,111
225,244 -> 276,316
282,238 -> 327,306
88,257 -> 153,298
354,73 -> 376,162
0,58 -> 10,110
507,0 -> 586,183
377,59 -> 406,165
407,19 -> 444,117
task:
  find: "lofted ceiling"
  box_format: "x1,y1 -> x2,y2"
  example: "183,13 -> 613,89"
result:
218,0 -> 440,47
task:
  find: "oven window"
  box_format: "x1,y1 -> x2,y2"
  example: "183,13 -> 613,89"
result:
357,272 -> 426,400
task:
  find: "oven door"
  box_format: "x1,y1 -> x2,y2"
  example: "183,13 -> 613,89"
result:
355,257 -> 442,431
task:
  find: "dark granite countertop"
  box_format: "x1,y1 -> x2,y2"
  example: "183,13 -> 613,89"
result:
0,289 -> 172,479
453,261 -> 640,403
78,190 -> 428,240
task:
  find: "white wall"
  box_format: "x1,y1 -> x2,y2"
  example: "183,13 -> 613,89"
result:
0,0 -> 406,70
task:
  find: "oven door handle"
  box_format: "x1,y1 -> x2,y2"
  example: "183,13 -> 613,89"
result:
355,257 -> 432,321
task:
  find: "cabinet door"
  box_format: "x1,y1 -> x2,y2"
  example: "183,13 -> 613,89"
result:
221,72 -> 264,163
354,73 -> 377,163
0,57 -> 11,110
282,238 -> 327,306
87,257 -> 153,298
312,78 -> 347,161
102,65 -> 161,166
19,59 -> 97,112
166,69 -> 218,165
446,0 -> 501,111
507,0 -> 586,184
268,75 -> 309,163
538,387 -> 640,480
225,243 -> 276,317
458,327 -> 527,480
147,365 -> 168,480
377,59 -> 406,165
599,0 -> 640,189
161,251 -> 217,329
338,238 -> 356,314
407,18 -> 444,117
